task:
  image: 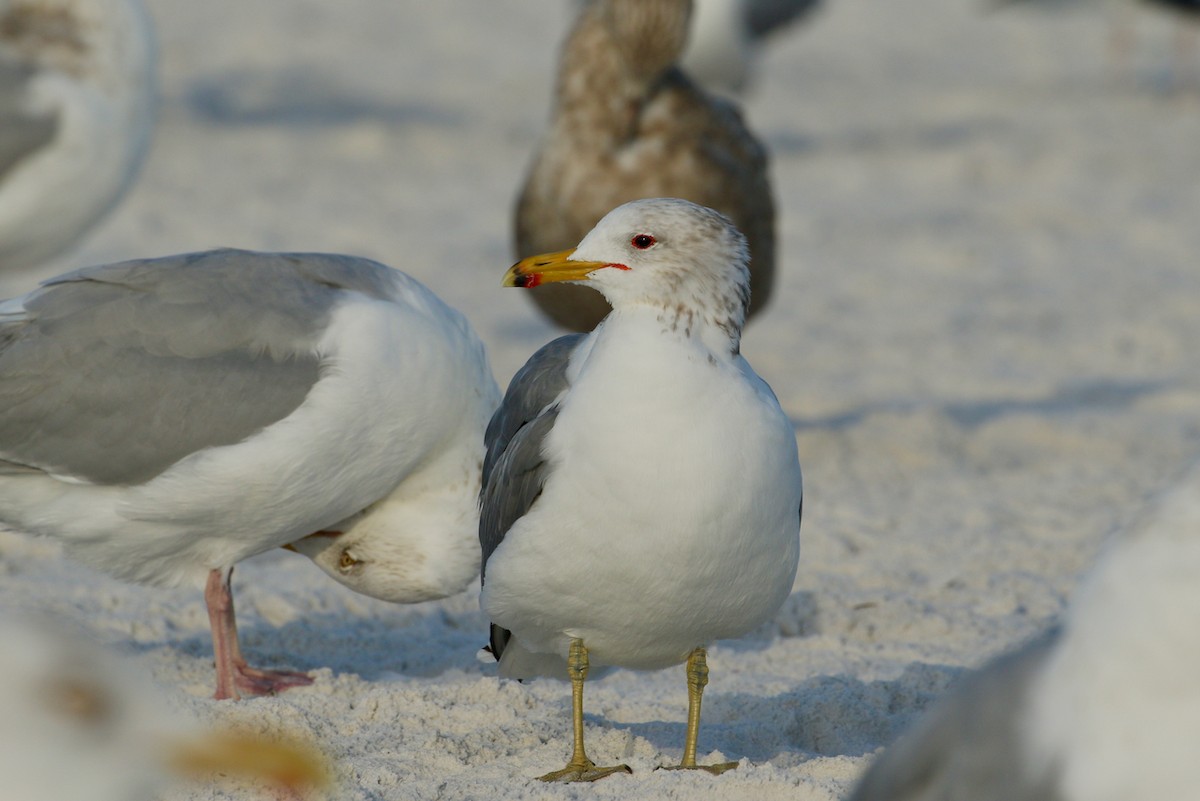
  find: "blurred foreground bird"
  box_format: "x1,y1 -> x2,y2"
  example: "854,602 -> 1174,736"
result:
0,249 -> 499,699
848,457 -> 1200,801
0,0 -> 156,282
481,198 -> 802,781
0,611 -> 332,801
516,0 -> 777,332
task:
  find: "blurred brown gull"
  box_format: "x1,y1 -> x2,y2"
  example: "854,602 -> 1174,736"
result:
515,0 -> 777,332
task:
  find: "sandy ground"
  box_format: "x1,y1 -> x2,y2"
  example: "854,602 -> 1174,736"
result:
2,0 -> 1200,798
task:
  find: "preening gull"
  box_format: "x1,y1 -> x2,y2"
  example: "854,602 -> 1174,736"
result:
481,198 -> 803,781
0,612 -> 172,801
0,0 -> 156,279
848,457 -> 1200,801
0,249 -> 499,699
0,611 -> 331,799
515,0 -> 777,332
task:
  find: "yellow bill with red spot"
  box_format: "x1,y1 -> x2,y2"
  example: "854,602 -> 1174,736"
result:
503,249 -> 628,288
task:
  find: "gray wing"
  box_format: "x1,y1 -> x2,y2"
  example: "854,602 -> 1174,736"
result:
480,411 -> 562,578
743,0 -> 822,39
0,248 -> 400,485
479,334 -> 583,662
0,60 -> 59,182
480,333 -> 583,488
480,409 -> 560,660
478,334 -> 583,570
848,630 -> 1065,801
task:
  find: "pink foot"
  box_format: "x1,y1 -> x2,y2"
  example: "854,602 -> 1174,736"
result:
206,567 -> 313,701
228,663 -> 313,699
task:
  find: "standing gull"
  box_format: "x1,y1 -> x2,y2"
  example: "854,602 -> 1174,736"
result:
848,457 -> 1200,801
0,249 -> 499,700
515,0 -> 777,332
481,198 -> 802,781
0,0 -> 156,281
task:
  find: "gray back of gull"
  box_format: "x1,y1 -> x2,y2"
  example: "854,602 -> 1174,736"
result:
0,248 -> 400,485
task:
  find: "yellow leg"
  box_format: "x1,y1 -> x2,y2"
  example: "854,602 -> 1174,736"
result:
663,648 -> 738,775
538,639 -> 631,783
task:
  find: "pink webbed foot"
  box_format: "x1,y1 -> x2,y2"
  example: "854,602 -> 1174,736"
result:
205,567 -> 312,701
224,662 -> 314,700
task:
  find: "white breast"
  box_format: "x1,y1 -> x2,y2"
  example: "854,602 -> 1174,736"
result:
484,315 -> 802,671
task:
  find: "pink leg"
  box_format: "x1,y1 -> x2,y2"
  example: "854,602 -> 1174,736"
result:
204,567 -> 312,701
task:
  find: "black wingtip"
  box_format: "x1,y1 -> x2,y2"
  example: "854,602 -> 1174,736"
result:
487,624 -> 511,662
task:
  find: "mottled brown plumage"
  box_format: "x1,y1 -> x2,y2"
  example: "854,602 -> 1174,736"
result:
514,0 -> 776,331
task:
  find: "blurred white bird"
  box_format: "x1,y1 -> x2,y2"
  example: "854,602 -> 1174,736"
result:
682,0 -> 822,95
0,612 -> 171,801
0,0 -> 156,283
0,611 -> 332,801
848,456 -> 1200,801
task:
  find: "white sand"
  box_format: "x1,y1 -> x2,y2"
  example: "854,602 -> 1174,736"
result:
2,0 -> 1199,798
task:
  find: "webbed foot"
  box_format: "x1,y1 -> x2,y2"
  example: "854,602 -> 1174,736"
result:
538,758 -> 632,783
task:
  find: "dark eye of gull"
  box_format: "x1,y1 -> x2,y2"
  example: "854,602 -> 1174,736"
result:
631,234 -> 656,250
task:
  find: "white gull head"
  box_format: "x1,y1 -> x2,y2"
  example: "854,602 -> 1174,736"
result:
509,197 -> 752,352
